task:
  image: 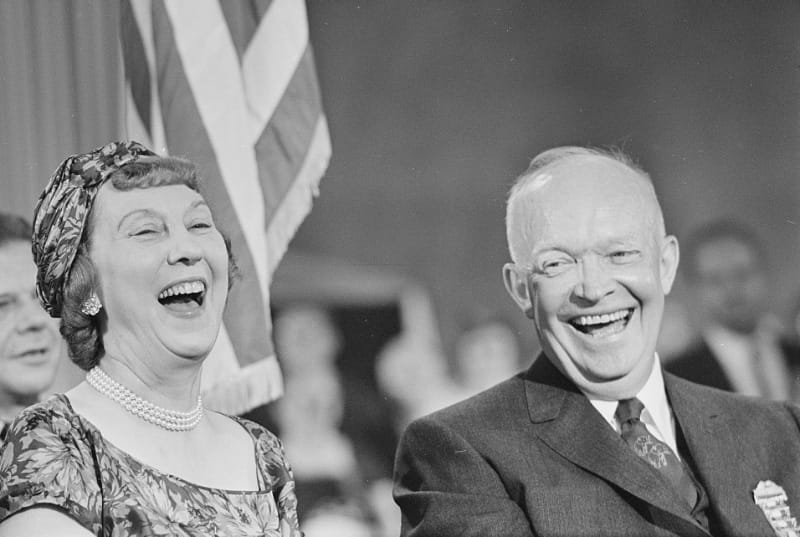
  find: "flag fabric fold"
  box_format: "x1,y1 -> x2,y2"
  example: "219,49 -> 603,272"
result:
120,0 -> 331,414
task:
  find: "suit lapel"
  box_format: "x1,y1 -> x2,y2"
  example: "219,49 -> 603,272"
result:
666,373 -> 774,535
524,357 -> 712,537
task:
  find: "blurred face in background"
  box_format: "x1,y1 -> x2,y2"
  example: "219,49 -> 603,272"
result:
456,321 -> 520,391
691,237 -> 767,335
0,241 -> 61,409
274,305 -> 340,377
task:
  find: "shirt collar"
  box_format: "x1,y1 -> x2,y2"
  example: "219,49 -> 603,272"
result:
586,353 -> 678,453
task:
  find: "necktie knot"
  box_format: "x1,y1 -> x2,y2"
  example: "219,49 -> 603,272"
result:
614,397 -> 700,511
615,397 -> 644,425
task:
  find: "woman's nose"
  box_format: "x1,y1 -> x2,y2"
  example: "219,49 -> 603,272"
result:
167,229 -> 204,265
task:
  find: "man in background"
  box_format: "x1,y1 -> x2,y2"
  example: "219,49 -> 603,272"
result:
393,146 -> 800,536
0,213 -> 61,441
666,220 -> 800,400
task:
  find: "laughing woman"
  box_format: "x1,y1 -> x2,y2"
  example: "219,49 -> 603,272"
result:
0,142 -> 301,537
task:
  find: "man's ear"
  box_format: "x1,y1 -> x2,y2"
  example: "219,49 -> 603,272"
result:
660,235 -> 680,295
503,263 -> 535,319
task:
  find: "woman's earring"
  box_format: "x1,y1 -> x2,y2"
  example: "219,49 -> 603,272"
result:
80,292 -> 103,316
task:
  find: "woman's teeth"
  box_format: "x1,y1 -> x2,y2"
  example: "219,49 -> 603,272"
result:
158,280 -> 206,300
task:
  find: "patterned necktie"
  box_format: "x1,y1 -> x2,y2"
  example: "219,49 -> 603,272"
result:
615,398 -> 698,509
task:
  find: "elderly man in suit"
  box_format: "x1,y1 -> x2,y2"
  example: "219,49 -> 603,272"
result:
392,146 -> 800,536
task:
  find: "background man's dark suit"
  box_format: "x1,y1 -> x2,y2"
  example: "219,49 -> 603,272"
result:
394,356 -> 800,537
667,338 -> 800,393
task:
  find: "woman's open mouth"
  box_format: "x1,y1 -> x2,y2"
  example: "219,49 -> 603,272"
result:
157,280 -> 206,313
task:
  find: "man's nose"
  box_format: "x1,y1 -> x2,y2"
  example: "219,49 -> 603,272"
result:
573,257 -> 615,302
16,294 -> 49,332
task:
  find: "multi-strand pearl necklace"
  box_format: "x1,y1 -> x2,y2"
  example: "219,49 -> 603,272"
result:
86,366 -> 204,432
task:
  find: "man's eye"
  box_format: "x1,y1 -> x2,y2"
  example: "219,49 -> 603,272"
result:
0,298 -> 17,313
609,250 -> 639,263
540,258 -> 573,276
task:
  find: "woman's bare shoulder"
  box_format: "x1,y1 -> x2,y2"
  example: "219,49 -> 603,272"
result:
0,506 -> 95,537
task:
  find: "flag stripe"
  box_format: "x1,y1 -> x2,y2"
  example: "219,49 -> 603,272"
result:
242,0 -> 308,143
151,1 -> 273,366
120,0 -> 152,135
255,46 -> 324,230
219,0 -> 273,61
265,114 -> 330,275
126,0 -> 167,153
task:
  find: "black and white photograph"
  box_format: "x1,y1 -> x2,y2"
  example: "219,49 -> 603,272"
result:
1,2 -> 800,536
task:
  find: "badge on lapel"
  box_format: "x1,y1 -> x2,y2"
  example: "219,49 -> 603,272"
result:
753,480 -> 800,537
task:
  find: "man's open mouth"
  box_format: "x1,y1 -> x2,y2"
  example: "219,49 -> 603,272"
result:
569,308 -> 634,337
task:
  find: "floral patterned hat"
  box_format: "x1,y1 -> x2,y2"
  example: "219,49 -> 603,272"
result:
32,141 -> 156,317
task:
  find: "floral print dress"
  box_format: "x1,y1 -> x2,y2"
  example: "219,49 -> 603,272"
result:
0,395 -> 301,536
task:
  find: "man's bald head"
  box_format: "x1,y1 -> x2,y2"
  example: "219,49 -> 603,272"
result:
506,146 -> 666,267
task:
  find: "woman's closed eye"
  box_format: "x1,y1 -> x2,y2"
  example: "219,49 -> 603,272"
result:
132,228 -> 158,237
129,222 -> 164,237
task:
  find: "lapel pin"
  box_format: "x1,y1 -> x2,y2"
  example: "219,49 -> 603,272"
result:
753,480 -> 800,537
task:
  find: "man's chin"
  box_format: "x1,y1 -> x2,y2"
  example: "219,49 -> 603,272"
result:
564,356 -> 654,398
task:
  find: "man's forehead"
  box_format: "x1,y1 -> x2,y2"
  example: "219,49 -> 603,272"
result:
523,163 -> 660,247
525,163 -> 651,216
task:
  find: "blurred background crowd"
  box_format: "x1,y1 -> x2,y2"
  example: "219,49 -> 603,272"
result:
2,2 -> 800,536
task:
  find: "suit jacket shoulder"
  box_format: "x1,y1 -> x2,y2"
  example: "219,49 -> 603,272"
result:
394,371 -> 536,537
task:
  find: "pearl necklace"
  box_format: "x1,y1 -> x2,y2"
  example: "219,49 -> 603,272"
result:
86,366 -> 204,432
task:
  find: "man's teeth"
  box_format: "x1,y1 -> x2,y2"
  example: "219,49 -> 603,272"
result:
573,309 -> 629,326
158,280 -> 205,299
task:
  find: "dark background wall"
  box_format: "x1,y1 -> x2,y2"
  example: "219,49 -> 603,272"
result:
1,1 -> 798,359
297,1 -> 800,355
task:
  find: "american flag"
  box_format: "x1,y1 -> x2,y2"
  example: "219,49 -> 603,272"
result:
120,0 -> 331,414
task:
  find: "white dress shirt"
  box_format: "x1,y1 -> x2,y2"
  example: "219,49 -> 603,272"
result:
587,354 -> 680,458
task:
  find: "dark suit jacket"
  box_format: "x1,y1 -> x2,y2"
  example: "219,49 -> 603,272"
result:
393,355 -> 800,536
666,338 -> 800,393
